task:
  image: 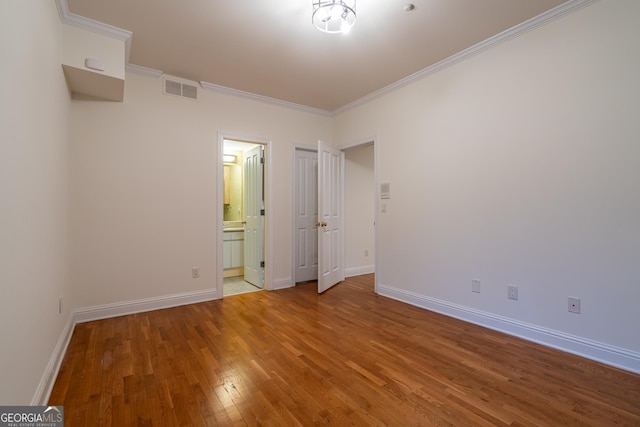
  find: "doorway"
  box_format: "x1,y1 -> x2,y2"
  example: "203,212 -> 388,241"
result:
293,140 -> 376,291
219,135 -> 270,297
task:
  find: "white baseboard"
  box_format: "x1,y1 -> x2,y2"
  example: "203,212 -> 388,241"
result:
40,279 -> 638,407
31,314 -> 75,405
35,287 -> 220,405
272,278 -> 293,290
345,265 -> 375,277
378,283 -> 640,374
74,288 -> 218,324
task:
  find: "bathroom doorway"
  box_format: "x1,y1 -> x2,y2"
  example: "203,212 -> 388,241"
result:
220,137 -> 268,297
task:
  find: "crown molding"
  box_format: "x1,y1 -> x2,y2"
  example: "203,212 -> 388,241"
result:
332,0 -> 601,116
126,63 -> 164,79
55,0 -> 599,117
55,0 -> 331,116
199,81 -> 332,117
55,0 -> 133,63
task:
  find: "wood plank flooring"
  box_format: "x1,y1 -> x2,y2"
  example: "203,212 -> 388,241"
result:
49,274 -> 640,426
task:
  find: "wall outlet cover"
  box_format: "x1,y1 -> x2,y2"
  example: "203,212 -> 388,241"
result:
568,297 -> 581,314
472,279 -> 481,293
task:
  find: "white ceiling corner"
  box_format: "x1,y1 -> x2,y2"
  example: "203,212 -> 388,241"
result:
56,0 -> 132,63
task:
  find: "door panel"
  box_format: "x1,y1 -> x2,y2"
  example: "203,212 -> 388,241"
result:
318,141 -> 344,293
244,145 -> 263,288
295,150 -> 318,282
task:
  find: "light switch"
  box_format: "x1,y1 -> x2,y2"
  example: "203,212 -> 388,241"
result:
380,182 -> 391,199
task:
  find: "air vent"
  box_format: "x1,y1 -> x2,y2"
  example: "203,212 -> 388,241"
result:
162,75 -> 198,100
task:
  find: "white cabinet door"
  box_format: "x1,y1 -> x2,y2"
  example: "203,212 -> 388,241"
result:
224,232 -> 244,269
231,239 -> 244,268
223,240 -> 232,269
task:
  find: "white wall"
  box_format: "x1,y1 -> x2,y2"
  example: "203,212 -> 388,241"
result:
70,72 -> 332,308
0,1 -> 72,404
61,24 -> 126,80
344,144 -> 375,275
334,0 -> 640,365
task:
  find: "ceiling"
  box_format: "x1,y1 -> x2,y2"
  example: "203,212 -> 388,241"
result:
66,0 -> 570,112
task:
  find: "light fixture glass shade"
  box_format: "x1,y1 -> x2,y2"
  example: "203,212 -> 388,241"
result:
223,154 -> 237,163
312,0 -> 356,34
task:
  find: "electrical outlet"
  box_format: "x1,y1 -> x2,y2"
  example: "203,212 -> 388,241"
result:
192,267 -> 200,279
472,279 -> 481,293
508,285 -> 518,300
568,297 -> 581,314
364,249 -> 369,257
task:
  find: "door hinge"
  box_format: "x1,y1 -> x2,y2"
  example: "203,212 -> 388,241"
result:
260,261 -> 265,268
260,209 -> 265,216
260,157 -> 264,164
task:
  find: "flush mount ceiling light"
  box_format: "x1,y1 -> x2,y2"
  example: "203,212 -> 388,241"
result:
223,154 -> 237,163
312,0 -> 356,34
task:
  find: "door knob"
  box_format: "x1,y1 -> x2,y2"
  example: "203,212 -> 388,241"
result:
322,221 -> 327,227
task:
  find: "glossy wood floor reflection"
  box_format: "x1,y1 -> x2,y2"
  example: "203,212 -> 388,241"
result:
50,274 -> 640,426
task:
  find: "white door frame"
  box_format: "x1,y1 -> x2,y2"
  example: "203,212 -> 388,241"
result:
217,132 -> 273,298
291,136 -> 379,293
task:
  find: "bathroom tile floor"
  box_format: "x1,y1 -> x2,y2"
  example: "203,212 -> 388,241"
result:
223,276 -> 262,296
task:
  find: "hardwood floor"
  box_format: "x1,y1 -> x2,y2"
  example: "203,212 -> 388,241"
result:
49,274 -> 640,426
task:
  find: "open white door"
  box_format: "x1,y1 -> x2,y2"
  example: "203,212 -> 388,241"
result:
244,145 -> 264,288
317,141 -> 344,293
295,149 -> 318,283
